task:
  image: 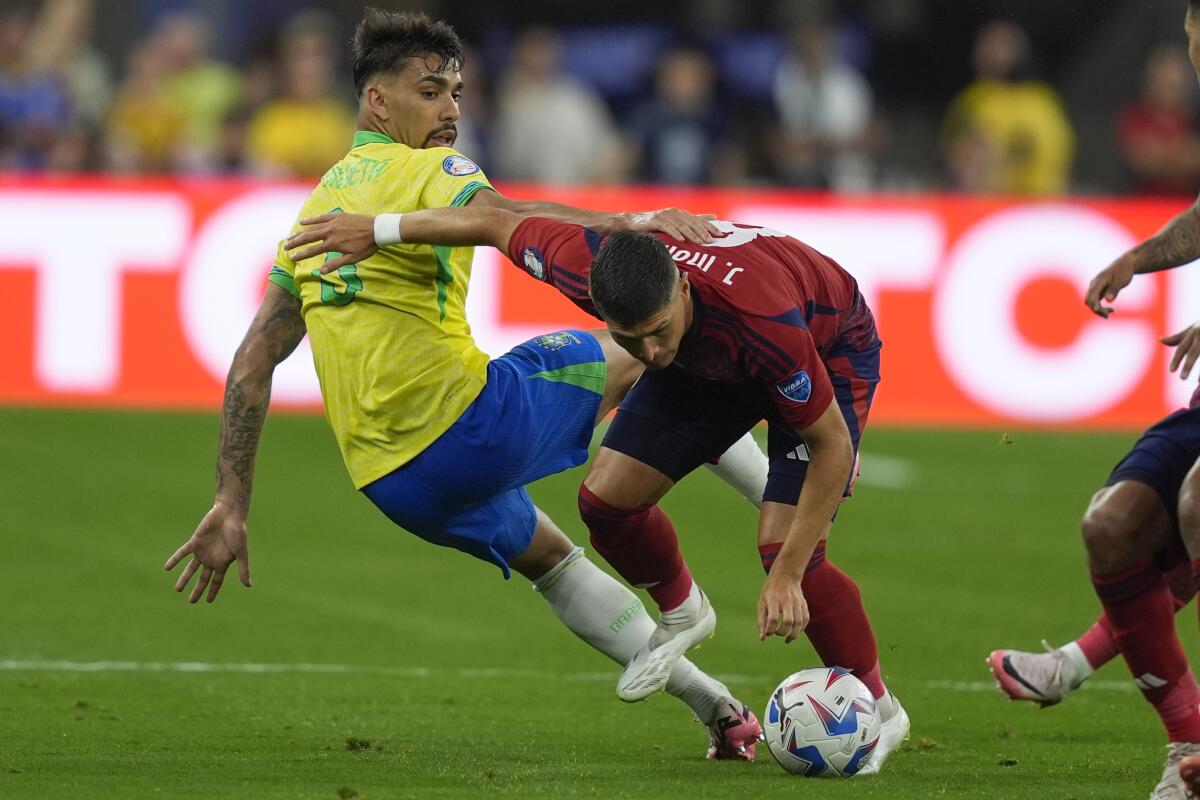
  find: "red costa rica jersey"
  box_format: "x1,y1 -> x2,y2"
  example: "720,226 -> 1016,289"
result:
505,217 -> 879,432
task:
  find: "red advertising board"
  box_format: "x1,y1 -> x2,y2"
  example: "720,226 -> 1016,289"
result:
0,176 -> 1196,428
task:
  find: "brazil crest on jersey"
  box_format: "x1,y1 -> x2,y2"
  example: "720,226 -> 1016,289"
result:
269,131 -> 493,487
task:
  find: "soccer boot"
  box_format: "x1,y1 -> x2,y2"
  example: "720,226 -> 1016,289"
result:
704,698 -> 762,762
1153,743 -> 1200,799
1179,753 -> 1200,796
616,586 -> 716,702
987,641 -> 1085,707
856,690 -> 909,776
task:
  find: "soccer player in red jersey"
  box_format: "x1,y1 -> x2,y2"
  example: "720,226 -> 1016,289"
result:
288,205 -> 911,775
988,3 -> 1200,796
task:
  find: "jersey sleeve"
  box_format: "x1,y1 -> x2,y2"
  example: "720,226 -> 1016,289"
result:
418,149 -> 494,210
506,216 -> 603,319
746,326 -> 833,433
269,239 -> 300,299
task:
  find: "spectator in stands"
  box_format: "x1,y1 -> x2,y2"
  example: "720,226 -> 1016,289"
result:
770,15 -> 875,191
246,10 -> 354,178
1118,44 -> 1200,196
941,20 -> 1074,195
626,47 -> 737,186
105,37 -> 186,173
157,10 -> 242,171
0,1 -> 91,172
493,27 -> 624,184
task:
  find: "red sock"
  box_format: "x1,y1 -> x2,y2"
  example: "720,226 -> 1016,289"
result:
1077,563 -> 1192,671
758,542 -> 885,700
579,483 -> 692,611
1093,558 -> 1200,742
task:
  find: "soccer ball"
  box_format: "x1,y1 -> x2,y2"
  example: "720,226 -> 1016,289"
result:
762,666 -> 881,777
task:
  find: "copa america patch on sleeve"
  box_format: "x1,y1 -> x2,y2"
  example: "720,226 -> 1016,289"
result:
442,154 -> 480,176
522,247 -> 546,280
777,370 -> 812,403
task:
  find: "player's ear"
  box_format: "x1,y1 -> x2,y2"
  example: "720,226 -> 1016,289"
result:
678,270 -> 691,299
364,84 -> 390,122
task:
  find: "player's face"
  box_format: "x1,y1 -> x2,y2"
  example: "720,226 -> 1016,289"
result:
1187,8 -> 1200,83
606,275 -> 692,370
377,57 -> 463,149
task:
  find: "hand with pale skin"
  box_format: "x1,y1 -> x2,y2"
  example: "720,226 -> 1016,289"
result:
1165,322 -> 1200,380
757,567 -> 809,644
286,207 -> 720,274
1084,255 -> 1137,318
164,503 -> 252,603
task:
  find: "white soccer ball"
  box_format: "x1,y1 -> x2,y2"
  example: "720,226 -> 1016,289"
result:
763,666 -> 882,777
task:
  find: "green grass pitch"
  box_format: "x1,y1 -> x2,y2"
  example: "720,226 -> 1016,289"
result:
1,407 -> 1195,798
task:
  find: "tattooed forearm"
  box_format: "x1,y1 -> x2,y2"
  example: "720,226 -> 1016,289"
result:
215,379 -> 271,511
1129,203 -> 1200,273
211,286 -> 305,512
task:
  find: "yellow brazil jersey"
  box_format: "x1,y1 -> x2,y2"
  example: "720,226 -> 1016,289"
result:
268,130 -> 493,488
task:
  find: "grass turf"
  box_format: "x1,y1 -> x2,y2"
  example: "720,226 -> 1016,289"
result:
0,407 -> 1194,799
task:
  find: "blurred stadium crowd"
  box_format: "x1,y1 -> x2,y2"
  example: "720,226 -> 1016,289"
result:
2,0 -> 1198,195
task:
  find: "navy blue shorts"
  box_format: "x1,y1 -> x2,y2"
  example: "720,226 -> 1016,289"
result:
362,330 -> 606,578
601,338 -> 881,506
1106,406 -> 1200,532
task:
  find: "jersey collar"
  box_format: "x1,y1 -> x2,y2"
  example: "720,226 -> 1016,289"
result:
352,130 -> 396,148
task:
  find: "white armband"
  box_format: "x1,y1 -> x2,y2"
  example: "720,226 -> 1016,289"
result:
374,213 -> 403,246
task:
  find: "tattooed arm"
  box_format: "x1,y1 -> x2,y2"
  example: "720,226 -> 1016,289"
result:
1086,200 -> 1200,317
164,285 -> 306,603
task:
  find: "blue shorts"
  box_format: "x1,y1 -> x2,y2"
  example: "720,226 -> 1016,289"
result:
362,330 -> 606,578
1106,406 -> 1200,532
602,337 -> 881,506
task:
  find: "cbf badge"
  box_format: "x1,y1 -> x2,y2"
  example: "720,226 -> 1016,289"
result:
442,154 -> 480,176
534,332 -> 581,351
777,370 -> 812,403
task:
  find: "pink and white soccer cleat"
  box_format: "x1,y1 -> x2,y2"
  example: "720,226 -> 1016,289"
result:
705,698 -> 763,761
987,644 -> 1085,708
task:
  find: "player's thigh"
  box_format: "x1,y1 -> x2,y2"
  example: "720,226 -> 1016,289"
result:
1178,456 -> 1200,552
592,366 -> 765,507
1081,481 -> 1174,573
364,472 -> 538,580
589,327 -> 645,424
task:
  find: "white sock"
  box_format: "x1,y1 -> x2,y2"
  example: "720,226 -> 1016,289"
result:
1059,641 -> 1094,683
534,548 -> 728,722
705,431 -> 768,508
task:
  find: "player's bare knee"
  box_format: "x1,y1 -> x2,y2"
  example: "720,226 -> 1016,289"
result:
1080,494 -> 1154,572
1179,481 -> 1200,557
511,511 -> 576,581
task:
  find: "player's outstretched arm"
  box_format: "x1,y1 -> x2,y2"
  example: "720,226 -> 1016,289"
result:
164,284 -> 306,603
756,402 -> 854,644
467,188 -> 718,245
1086,199 -> 1200,317
288,207 -> 526,271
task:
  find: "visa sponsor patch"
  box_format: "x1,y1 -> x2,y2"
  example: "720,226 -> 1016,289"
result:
442,154 -> 480,176
777,370 -> 812,404
523,247 -> 546,280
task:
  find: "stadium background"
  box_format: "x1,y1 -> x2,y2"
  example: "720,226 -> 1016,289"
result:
4,1 -> 1200,798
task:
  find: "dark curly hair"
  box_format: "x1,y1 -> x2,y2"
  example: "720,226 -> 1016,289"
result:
351,8 -> 464,95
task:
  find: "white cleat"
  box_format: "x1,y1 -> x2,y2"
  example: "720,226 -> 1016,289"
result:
616,586 -> 716,702
1152,743 -> 1200,799
857,691 -> 909,776
987,641 -> 1086,708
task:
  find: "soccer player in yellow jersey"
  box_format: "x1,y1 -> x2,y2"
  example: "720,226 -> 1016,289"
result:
163,9 -> 766,759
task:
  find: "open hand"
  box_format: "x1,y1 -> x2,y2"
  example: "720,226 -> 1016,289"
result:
1164,323 -> 1200,381
286,212 -> 377,272
626,208 -> 719,245
164,504 -> 252,603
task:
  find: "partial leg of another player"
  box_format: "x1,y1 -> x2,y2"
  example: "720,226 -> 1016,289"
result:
988,560 -> 1195,708
1174,458 -> 1200,795
757,501 -> 907,776
1067,481 -> 1200,799
513,509 -> 760,760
